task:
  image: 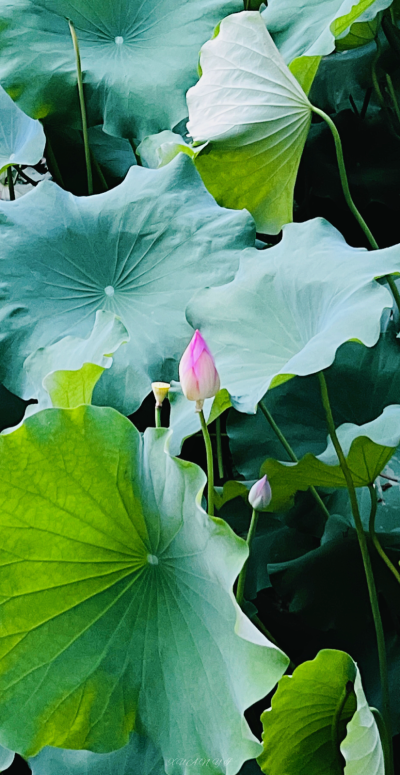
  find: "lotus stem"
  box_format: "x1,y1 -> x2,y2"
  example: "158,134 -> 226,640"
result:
199,409 -> 214,516
236,507 -> 259,606
7,167 -> 15,200
368,483 -> 400,586
68,19 -> 93,196
216,415 -> 224,479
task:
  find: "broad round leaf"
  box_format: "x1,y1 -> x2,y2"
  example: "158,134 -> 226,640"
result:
262,0 -> 391,64
0,154 -> 254,415
0,85 -> 45,173
187,218 -> 400,414
0,0 -> 242,141
258,649 -> 383,775
187,12 -> 312,234
0,405 -> 288,768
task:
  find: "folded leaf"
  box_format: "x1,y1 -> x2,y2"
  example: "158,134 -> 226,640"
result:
0,85 -> 45,173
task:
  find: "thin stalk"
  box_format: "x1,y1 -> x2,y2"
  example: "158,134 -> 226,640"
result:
6,167 -> 15,200
368,483 -> 400,585
258,401 -> 330,521
371,38 -> 386,109
318,371 -> 393,774
45,136 -> 65,188
331,681 -> 353,772
199,409 -> 214,516
311,104 -> 400,316
372,707 -> 393,775
90,151 -> 109,192
155,405 -> 162,429
68,19 -> 93,195
236,508 -> 259,606
386,73 -> 400,128
216,415 -> 224,479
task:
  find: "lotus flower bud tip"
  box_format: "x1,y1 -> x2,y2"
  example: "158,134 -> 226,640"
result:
152,381 -> 170,408
179,330 -> 220,409
248,475 -> 272,512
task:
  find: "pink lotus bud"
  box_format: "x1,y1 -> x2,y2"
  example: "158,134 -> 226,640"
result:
179,329 -> 220,411
248,475 -> 272,512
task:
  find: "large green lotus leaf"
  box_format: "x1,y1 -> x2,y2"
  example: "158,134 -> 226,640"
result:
227,328 -> 400,479
21,310 -> 129,415
258,649 -> 383,775
168,381 -> 232,457
186,11 -> 312,235
0,405 -> 288,766
0,85 -> 45,173
0,154 -> 253,415
261,0 -> 391,64
187,218 -> 400,414
29,735 -> 165,775
261,405 -> 400,511
0,0 -> 242,142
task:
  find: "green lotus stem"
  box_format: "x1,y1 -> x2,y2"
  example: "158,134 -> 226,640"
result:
216,415 -> 224,479
236,508 -> 259,606
318,371 -> 394,774
368,483 -> 400,586
331,680 -> 353,772
386,73 -> 400,128
371,707 -> 393,775
45,136 -> 65,188
258,401 -> 330,521
68,19 -> 93,196
311,104 -> 400,317
155,405 -> 162,429
7,166 -> 15,200
199,409 -> 214,516
90,150 -> 109,192
371,38 -> 386,110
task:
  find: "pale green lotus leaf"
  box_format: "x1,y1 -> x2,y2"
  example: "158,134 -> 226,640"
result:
186,11 -> 312,234
21,310 -> 129,416
0,0 -> 242,141
168,381 -> 231,456
0,84 -> 45,173
0,154 -> 253,415
29,735 -> 165,775
0,745 -> 14,772
262,0 -> 392,64
0,405 -> 288,768
258,649 -> 383,775
187,218 -> 400,414
261,405 -> 400,511
137,131 -> 196,169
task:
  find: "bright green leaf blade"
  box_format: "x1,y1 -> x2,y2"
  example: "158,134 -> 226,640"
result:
258,649 -> 383,775
168,381 -> 231,456
187,218 -> 400,414
261,406 -> 400,511
0,154 -> 254,415
0,405 -> 288,767
187,11 -> 312,234
289,56 -> 321,95
22,310 -> 129,413
0,0 -> 242,141
262,0 -> 391,63
335,19 -> 379,50
0,85 -> 45,172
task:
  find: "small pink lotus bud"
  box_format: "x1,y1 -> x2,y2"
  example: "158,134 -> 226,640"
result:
179,329 -> 220,411
248,475 -> 272,512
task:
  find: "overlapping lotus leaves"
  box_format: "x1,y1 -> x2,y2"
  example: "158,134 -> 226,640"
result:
22,311 -> 129,416
168,382 -> 231,456
29,735 -> 165,775
262,0 -> 391,64
0,154 -> 254,415
261,405 -> 400,511
258,649 -> 384,775
137,131 -> 196,170
187,218 -> 400,414
0,405 -> 288,768
186,11 -> 313,234
227,327 -> 400,479
0,0 -> 242,141
0,84 -> 46,173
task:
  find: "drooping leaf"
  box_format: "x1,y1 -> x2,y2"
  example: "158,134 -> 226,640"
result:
262,0 -> 391,64
187,218 -> 400,414
0,154 -> 254,415
168,381 -> 231,456
258,649 -> 384,775
137,131 -> 196,170
0,405 -> 288,768
186,11 -> 313,234
0,0 -> 242,141
0,85 -> 45,173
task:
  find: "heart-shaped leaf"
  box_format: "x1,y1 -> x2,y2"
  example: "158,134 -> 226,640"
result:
187,218 -> 400,414
0,154 -> 254,415
0,405 -> 288,767
186,11 -> 313,234
0,85 -> 45,173
0,0 -> 242,141
258,649 -> 384,775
